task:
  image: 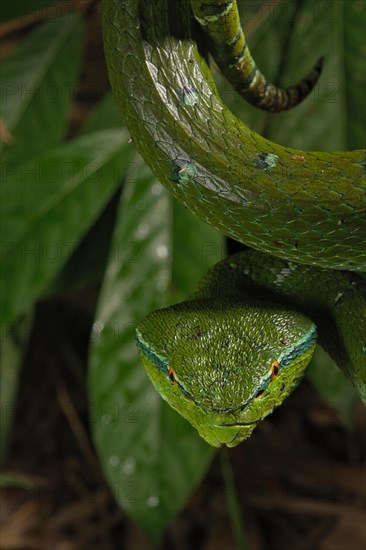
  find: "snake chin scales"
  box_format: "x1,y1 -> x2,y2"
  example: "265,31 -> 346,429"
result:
136,301 -> 317,447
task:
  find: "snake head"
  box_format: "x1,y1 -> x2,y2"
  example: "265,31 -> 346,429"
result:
136,298 -> 317,447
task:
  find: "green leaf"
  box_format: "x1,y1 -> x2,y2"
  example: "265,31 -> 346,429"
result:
1,13 -> 84,164
342,0 -> 366,148
1,128 -> 134,325
79,91 -> 122,135
0,1 -> 64,24
307,347 -> 359,429
89,156 -> 223,542
0,312 -> 33,467
47,93 -> 127,297
44,188 -> 122,297
265,0 -> 366,151
221,0 -> 366,152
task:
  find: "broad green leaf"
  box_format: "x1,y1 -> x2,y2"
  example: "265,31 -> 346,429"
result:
266,0 -> 366,150
0,1 -> 64,24
0,312 -> 33,467
1,128 -> 133,325
222,0 -> 366,151
89,155 -> 223,542
342,0 -> 366,148
44,187 -> 122,297
79,92 -> 122,135
307,347 -> 359,429
47,93 -> 126,296
1,13 -> 84,164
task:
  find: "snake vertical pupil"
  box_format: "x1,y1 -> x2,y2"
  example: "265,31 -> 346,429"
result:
168,368 -> 176,383
271,360 -> 280,379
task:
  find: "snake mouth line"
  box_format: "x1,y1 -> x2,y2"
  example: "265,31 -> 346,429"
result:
213,421 -> 258,427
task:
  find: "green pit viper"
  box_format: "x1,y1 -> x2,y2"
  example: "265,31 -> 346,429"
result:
103,0 -> 366,447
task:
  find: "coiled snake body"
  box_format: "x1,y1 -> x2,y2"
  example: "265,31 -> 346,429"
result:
103,0 -> 366,446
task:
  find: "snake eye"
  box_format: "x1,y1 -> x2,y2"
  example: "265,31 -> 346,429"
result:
168,367 -> 177,384
270,360 -> 280,380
